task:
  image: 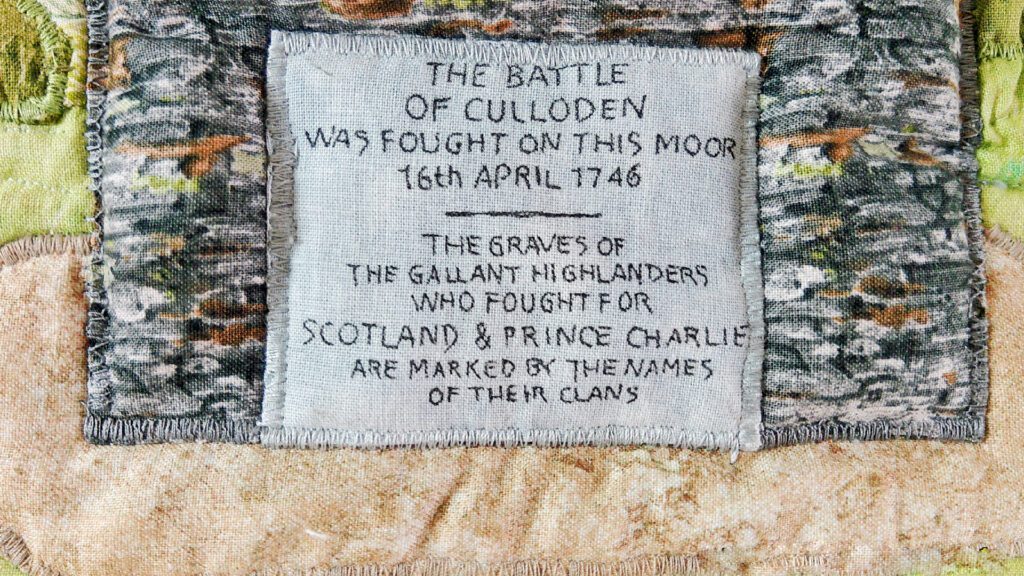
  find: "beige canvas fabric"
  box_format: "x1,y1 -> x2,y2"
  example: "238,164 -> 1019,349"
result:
0,237 -> 1022,576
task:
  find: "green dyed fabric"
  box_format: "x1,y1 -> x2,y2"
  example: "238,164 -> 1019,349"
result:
0,0 -> 71,124
0,559 -> 24,576
0,106 -> 94,245
0,0 -> 93,246
978,0 -> 1024,238
904,553 -> 1024,576
0,0 -> 49,106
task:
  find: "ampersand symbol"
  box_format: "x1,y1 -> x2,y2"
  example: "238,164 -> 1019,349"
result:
475,322 -> 492,350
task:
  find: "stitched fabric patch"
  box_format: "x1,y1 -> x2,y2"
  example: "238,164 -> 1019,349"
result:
262,32 -> 764,450
85,0 -> 987,447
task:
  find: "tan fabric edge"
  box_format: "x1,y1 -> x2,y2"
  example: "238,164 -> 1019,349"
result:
986,226 -> 1024,264
0,529 -> 58,576
0,235 -> 95,267
243,544 -> 1024,576
3,528 -> 1024,576
1,243 -> 1022,576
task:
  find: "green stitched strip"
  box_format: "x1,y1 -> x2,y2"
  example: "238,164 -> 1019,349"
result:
0,0 -> 47,107
0,0 -> 92,245
977,0 -> 1024,240
0,0 -> 71,124
977,58 -> 1024,186
0,106 -> 94,244
37,0 -> 89,108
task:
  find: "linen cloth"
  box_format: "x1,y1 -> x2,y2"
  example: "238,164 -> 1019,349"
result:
85,0 -> 985,447
262,32 -> 764,449
978,0 -> 1024,243
0,0 -> 1021,574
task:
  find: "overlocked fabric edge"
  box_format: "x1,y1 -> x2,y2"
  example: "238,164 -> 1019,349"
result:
260,30 -> 765,451
79,0 -> 987,449
79,0 -> 262,444
758,0 -> 990,448
0,236 -> 1022,576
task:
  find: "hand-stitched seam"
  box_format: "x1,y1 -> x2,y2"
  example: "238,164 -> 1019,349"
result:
738,70 -> 765,452
0,177 -> 88,196
757,0 -> 990,446
260,31 -> 296,431
274,32 -> 763,71
978,40 -> 1023,59
0,0 -> 71,125
83,0 -> 113,423
760,416 -> 986,449
960,0 -> 991,437
986,225 -> 1024,263
260,425 -> 744,451
262,30 -> 764,451
83,415 -> 261,445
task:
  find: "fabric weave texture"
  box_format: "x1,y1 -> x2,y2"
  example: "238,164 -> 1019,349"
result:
85,0 -> 986,447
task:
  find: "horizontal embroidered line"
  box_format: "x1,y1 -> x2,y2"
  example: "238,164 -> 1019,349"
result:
444,210 -> 602,219
273,30 -> 762,72
260,425 -> 741,452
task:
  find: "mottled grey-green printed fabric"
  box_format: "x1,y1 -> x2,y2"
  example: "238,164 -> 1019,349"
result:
85,0 -> 986,446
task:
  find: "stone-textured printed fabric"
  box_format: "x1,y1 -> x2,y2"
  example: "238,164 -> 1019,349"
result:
86,0 -> 984,445
85,0 -> 269,442
978,0 -> 1024,241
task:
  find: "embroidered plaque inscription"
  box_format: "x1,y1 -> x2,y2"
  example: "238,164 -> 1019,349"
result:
262,31 -> 764,450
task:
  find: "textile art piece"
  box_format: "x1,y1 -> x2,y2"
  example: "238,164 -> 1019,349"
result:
83,0 -> 986,448
1,0 -> 1023,574
0,0 -> 70,124
261,32 -> 764,449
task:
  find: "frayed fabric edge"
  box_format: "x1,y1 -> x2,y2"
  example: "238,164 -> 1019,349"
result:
275,30 -> 762,71
0,234 -> 94,267
737,69 -> 765,452
0,0 -> 71,125
986,225 -> 1024,263
958,0 -> 991,444
261,30 -> 764,451
5,521 -> 1024,576
79,0 -> 260,446
260,31 -> 296,431
84,416 -> 261,445
255,557 -> 709,576
760,416 -> 985,449
0,529 -> 60,576
82,0 -> 114,440
251,548 -> 1024,576
260,425 -> 741,451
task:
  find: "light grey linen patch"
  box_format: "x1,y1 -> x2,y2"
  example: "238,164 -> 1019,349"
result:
262,31 -> 763,451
